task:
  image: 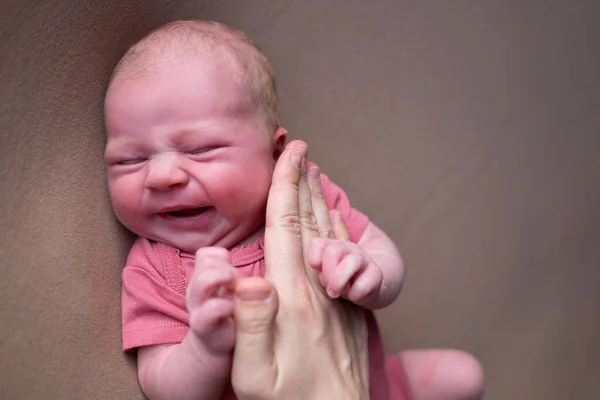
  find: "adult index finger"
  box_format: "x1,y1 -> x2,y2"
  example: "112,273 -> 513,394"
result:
306,163 -> 334,239
298,159 -> 322,286
263,140 -> 308,291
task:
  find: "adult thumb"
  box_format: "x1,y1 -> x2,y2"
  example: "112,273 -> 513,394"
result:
232,277 -> 278,396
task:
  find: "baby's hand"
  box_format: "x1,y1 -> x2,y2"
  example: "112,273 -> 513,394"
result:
187,247 -> 238,356
307,238 -> 383,307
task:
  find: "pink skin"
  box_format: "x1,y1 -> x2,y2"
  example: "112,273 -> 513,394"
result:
104,51 -> 410,399
305,163 -> 403,310
104,58 -> 286,255
307,237 -> 384,307
187,247 -> 239,355
104,57 -> 287,399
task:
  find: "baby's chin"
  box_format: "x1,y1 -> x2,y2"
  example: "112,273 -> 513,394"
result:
126,218 -> 265,254
116,225 -> 197,254
144,230 -> 244,255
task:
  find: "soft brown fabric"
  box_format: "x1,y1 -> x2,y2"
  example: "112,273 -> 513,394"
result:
1,1 -> 599,399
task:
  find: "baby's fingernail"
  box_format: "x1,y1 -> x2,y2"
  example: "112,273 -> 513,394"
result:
291,151 -> 302,168
236,286 -> 272,302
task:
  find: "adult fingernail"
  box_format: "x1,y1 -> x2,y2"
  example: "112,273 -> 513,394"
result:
237,286 -> 273,302
291,151 -> 302,168
308,166 -> 320,180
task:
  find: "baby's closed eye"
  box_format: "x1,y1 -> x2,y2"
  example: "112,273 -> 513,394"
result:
187,146 -> 221,155
117,158 -> 147,165
185,145 -> 227,161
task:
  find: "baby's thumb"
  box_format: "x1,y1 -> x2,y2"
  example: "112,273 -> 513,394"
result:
232,277 -> 278,396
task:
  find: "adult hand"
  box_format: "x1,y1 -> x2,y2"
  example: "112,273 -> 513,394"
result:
231,140 -> 370,400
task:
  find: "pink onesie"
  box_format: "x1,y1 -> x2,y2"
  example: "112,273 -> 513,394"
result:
121,174 -> 411,400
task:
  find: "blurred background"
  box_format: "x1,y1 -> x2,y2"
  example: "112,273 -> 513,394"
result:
1,1 -> 599,399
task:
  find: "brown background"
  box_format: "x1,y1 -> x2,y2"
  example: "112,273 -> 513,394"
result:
1,1 -> 599,399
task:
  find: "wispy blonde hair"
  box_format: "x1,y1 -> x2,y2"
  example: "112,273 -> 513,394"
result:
110,20 -> 279,131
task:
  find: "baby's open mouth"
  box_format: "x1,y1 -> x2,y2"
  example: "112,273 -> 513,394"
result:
164,207 -> 211,218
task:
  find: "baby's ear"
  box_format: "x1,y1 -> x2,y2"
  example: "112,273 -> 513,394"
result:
271,127 -> 287,162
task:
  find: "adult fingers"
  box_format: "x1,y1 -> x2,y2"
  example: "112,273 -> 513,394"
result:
298,159 -> 322,286
306,163 -> 335,239
330,209 -> 350,242
304,160 -> 351,243
264,140 -> 308,290
299,160 -> 320,244
232,277 -> 279,396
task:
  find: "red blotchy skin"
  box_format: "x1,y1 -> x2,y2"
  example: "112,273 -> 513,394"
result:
104,57 -> 286,254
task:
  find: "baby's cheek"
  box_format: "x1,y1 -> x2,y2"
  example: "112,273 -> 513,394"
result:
215,167 -> 271,204
109,177 -> 144,216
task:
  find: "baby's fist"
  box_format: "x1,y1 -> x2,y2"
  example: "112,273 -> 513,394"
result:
187,247 -> 238,355
307,237 -> 383,307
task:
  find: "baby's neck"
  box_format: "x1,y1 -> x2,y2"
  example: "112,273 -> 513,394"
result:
229,224 -> 265,250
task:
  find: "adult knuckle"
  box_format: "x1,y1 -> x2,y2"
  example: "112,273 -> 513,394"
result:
239,316 -> 271,335
274,212 -> 302,235
311,185 -> 324,199
298,209 -> 319,234
320,227 -> 334,239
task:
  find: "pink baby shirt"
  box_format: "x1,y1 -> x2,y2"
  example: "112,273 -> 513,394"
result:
121,174 -> 411,400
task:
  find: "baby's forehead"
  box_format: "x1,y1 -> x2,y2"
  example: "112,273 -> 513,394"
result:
113,26 -> 251,83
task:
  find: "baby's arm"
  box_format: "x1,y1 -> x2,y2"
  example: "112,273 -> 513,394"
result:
355,221 -> 405,309
137,339 -> 231,400
305,165 -> 404,310
136,247 -> 237,400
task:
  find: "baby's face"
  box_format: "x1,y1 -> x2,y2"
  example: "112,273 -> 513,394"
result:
104,59 -> 283,253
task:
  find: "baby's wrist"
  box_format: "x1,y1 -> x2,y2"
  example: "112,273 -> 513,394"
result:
183,333 -> 233,373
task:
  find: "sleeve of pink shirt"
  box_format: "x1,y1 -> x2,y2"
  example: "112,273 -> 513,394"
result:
120,173 -> 369,351
320,173 -> 370,243
121,237 -> 190,351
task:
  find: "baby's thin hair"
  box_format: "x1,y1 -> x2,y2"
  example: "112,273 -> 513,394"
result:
110,20 -> 279,131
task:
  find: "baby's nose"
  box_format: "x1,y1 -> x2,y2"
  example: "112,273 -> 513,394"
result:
144,153 -> 189,191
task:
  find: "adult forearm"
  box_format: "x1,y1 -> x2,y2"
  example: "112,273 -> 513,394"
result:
140,333 -> 231,400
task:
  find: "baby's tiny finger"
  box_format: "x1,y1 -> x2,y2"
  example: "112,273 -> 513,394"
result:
322,241 -> 350,280
189,297 -> 234,335
195,247 -> 232,270
345,264 -> 383,303
327,252 -> 365,298
187,268 -> 237,308
307,237 -> 329,270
